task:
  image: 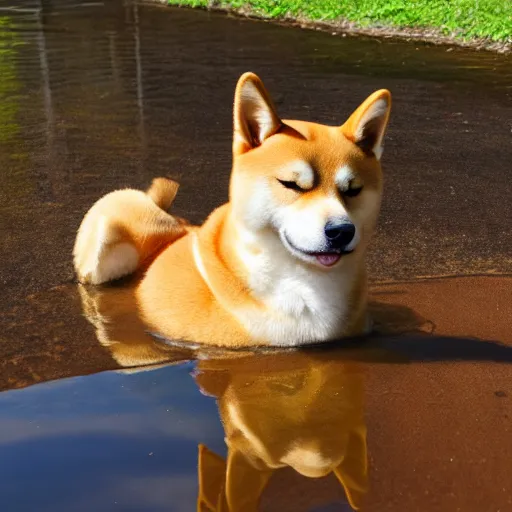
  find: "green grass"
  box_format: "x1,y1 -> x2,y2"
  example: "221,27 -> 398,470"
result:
167,0 -> 512,42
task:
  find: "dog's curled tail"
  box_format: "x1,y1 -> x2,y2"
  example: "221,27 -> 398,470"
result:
74,178 -> 188,285
146,177 -> 179,211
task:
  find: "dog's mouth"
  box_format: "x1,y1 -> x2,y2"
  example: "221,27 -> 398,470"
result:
282,232 -> 353,267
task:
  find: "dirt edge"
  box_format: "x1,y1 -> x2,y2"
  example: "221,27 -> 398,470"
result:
147,1 -> 511,54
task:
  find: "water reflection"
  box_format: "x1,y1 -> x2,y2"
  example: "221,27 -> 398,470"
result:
195,353 -> 367,511
0,15 -> 22,143
79,281 -> 194,370
79,281 -> 367,510
77,274 -> 512,511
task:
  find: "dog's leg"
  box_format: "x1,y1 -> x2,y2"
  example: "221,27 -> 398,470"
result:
75,217 -> 138,285
74,178 -> 186,285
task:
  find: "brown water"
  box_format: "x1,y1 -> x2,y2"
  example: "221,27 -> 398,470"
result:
0,1 -> 511,511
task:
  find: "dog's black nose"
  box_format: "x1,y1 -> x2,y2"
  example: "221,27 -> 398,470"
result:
324,221 -> 355,248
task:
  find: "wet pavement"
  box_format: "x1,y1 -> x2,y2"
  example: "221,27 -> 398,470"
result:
0,1 -> 511,511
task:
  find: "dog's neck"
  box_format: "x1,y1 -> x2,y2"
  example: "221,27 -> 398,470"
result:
194,204 -> 368,345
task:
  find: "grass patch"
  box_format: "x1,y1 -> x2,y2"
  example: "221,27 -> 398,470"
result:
167,0 -> 512,43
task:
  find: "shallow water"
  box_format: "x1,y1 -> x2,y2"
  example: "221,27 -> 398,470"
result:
0,1 -> 511,511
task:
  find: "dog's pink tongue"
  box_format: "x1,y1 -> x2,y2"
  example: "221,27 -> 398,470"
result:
316,253 -> 341,267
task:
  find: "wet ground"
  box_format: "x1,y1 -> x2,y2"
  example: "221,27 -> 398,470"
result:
0,1 -> 511,511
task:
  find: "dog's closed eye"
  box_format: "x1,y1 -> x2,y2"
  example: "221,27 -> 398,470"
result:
343,185 -> 363,198
276,179 -> 305,192
338,176 -> 364,198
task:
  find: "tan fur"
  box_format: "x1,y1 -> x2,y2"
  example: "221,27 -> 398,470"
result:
73,73 -> 391,347
146,176 -> 180,210
73,178 -> 187,284
195,352 -> 367,510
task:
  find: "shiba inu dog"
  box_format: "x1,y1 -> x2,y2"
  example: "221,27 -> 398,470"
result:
74,72 -> 391,347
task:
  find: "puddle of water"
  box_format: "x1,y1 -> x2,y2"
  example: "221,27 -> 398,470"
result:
0,1 -> 511,511
0,364 -> 225,512
2,275 -> 511,511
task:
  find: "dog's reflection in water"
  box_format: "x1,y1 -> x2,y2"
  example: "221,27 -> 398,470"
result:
195,352 -> 367,511
78,281 -> 193,370
79,282 -> 367,511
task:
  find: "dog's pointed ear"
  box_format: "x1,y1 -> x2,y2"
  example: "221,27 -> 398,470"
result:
233,72 -> 283,155
332,425 -> 368,510
226,448 -> 272,511
341,90 -> 391,160
197,444 -> 228,511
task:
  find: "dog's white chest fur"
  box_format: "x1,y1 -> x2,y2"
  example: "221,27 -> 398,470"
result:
235,231 -> 353,346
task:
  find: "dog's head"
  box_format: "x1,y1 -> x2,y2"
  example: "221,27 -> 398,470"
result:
229,72 -> 391,269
